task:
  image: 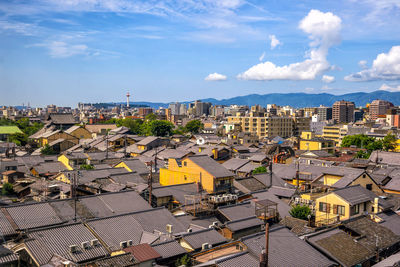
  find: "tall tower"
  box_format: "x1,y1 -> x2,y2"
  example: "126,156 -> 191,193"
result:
126,92 -> 130,108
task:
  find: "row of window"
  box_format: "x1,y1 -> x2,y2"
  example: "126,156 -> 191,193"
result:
319,202 -> 346,216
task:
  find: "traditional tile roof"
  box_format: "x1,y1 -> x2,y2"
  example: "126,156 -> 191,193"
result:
25,223 -> 109,265
88,253 -> 136,267
369,151 -> 400,166
151,240 -> 187,259
136,136 -> 160,146
188,155 -> 234,178
116,159 -> 150,175
180,228 -> 227,250
47,113 -> 76,125
214,251 -> 259,267
151,183 -> 198,204
224,216 -> 263,232
222,158 -> 250,171
217,202 -> 255,221
377,210 -> 400,236
32,161 -> 68,175
330,185 -> 384,206
242,227 -> 335,267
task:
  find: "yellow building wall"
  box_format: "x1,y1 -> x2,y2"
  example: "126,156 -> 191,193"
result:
301,131 -> 314,140
315,194 -> 350,222
299,140 -> 321,151
323,174 -> 342,186
350,174 -> 382,193
159,158 -> 216,193
69,127 -> 92,139
58,155 -> 73,170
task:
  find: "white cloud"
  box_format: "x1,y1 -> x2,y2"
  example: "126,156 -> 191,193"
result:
237,10 -> 341,81
269,34 -> 281,49
358,60 -> 368,69
35,41 -> 88,58
205,72 -> 227,81
259,51 -> 266,61
379,83 -> 400,92
322,75 -> 335,83
321,85 -> 332,90
345,46 -> 400,81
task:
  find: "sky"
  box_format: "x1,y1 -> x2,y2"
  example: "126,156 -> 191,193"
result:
0,0 -> 400,107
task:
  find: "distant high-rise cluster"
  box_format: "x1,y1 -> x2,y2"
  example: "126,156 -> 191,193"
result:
333,100 -> 355,123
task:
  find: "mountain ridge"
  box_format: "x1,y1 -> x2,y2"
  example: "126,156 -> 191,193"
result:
94,90 -> 400,109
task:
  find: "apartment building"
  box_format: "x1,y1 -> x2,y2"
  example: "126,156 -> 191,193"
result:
369,99 -> 394,120
333,100 -> 355,123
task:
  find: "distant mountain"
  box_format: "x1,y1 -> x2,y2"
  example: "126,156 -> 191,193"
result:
105,90 -> 400,109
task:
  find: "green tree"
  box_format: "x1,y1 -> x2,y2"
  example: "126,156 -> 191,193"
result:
184,120 -> 204,134
2,183 -> 14,196
252,166 -> 267,174
149,120 -> 174,137
145,113 -> 157,121
382,133 -> 397,151
7,132 -> 28,146
40,144 -> 57,155
175,254 -> 191,267
80,164 -> 94,170
289,205 -> 311,220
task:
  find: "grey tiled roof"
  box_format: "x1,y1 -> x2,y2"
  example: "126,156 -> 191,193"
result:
180,228 -> 227,250
217,202 -> 255,221
369,151 -> 400,166
225,216 -> 263,232
151,183 -> 198,204
222,158 -> 250,171
188,155 -> 234,178
331,185 -> 379,205
0,211 -> 16,237
6,202 -> 63,229
215,251 -> 259,267
25,223 -> 109,266
377,211 -> 400,236
242,227 -> 335,267
151,240 -> 187,259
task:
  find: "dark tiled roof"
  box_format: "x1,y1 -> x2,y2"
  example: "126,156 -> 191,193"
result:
225,216 -> 263,232
151,183 -> 198,204
89,254 -> 135,267
377,211 -> 400,236
331,185 -> 379,205
217,202 -> 255,221
215,251 -> 259,267
48,113 -> 76,125
151,240 -> 187,259
242,227 -> 335,267
222,158 -> 250,171
188,155 -> 234,178
181,228 -> 227,250
25,223 -> 109,265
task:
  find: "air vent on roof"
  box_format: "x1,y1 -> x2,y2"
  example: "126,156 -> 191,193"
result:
127,240 -> 133,246
187,228 -> 193,233
81,241 -> 90,250
69,245 -> 78,253
120,241 -> 128,248
91,239 -> 99,247
212,221 -> 219,227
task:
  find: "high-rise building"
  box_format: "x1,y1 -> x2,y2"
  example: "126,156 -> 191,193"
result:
193,100 -> 211,116
332,100 -> 355,123
317,106 -> 332,121
369,99 -> 394,120
168,102 -> 181,115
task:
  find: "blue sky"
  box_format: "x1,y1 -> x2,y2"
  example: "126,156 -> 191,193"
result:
0,0 -> 400,107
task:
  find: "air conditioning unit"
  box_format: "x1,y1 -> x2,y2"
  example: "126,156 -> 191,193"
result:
127,240 -> 133,246
69,245 -> 78,253
91,239 -> 99,247
166,224 -> 173,234
202,243 -> 210,250
187,228 -> 193,233
120,241 -> 128,248
81,241 -> 90,250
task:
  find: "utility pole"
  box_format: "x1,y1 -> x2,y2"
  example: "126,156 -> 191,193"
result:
124,135 -> 127,157
105,131 -> 109,159
296,160 -> 300,190
268,160 -> 273,189
147,161 -> 153,206
260,223 -> 269,267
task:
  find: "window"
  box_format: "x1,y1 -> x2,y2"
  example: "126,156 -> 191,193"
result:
366,184 -> 372,190
183,161 -> 187,167
319,202 -> 327,212
184,175 -> 187,181
334,205 -> 345,216
351,204 -> 360,215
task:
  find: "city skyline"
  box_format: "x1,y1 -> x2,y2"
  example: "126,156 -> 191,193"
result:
1,0 -> 400,106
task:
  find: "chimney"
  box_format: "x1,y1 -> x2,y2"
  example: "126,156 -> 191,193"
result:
373,197 -> 379,214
